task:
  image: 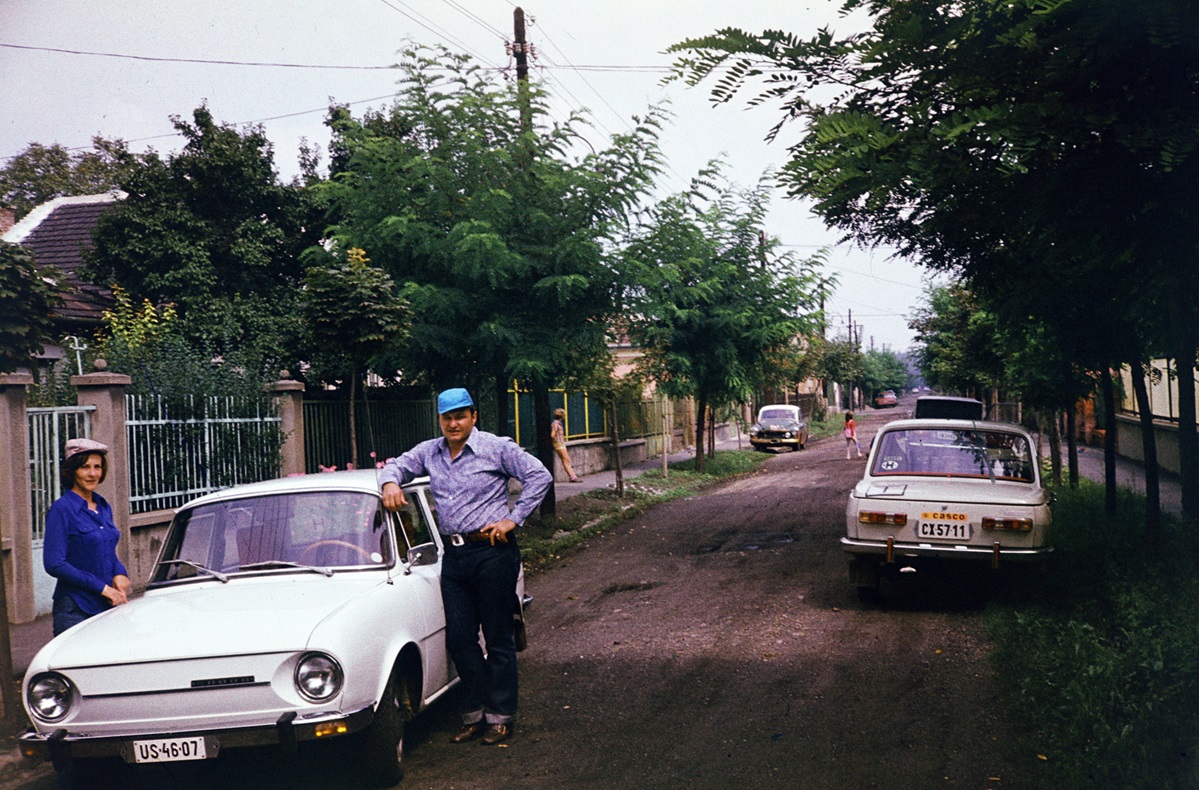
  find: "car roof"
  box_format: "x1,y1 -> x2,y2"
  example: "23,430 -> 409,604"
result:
759,404 -> 799,413
877,417 -> 1033,437
179,469 -> 430,510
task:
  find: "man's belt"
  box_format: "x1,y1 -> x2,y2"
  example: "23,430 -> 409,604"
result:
441,531 -> 492,546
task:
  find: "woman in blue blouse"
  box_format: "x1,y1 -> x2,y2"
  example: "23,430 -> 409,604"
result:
44,438 -> 130,636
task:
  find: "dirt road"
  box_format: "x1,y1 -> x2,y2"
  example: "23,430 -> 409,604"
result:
396,407 -> 1036,789
7,406 -> 1039,789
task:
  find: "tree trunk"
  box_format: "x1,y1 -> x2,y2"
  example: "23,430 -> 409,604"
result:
1066,404 -> 1078,489
610,399 -> 625,498
1173,353 -> 1198,526
695,394 -> 707,474
533,383 -> 555,520
1130,361 -> 1161,549
708,405 -> 716,459
1047,411 -> 1062,488
1101,366 -> 1118,515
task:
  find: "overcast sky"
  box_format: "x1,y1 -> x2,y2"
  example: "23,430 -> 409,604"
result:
1,0 -> 938,351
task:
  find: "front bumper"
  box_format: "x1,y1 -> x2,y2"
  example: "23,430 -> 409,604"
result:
20,705 -> 373,765
750,435 -> 800,448
841,536 -> 1053,564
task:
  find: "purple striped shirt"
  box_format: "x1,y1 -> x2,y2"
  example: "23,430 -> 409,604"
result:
380,428 -> 551,534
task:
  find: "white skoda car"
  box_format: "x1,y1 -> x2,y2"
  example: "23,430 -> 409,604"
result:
21,470 -> 519,786
843,418 -> 1053,597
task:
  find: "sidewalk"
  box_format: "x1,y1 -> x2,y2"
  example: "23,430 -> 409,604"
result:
5,432 -> 753,680
1062,444 -> 1184,517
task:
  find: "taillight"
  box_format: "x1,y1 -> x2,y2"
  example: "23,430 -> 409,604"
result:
859,511 -> 908,526
981,517 -> 1033,531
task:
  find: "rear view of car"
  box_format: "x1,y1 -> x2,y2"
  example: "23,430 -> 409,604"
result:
842,419 -> 1052,597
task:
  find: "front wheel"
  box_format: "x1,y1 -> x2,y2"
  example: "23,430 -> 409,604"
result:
358,673 -> 409,787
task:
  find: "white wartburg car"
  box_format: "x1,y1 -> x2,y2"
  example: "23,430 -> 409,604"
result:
22,470 -> 514,786
843,418 -> 1053,596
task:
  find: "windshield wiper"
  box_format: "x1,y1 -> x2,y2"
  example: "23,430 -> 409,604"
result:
237,560 -> 334,578
160,559 -> 229,583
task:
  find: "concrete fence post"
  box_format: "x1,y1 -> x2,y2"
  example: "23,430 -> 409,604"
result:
267,377 -> 306,477
72,370 -> 132,568
0,373 -> 35,624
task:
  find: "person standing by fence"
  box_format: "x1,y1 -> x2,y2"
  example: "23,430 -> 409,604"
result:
551,408 -> 581,482
44,439 -> 131,636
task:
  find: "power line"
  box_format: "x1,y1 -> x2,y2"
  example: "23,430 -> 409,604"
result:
0,92 -> 404,163
0,42 -> 398,70
440,0 -> 508,40
374,0 -> 493,64
0,41 -> 671,74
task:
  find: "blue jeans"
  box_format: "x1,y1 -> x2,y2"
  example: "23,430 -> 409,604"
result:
52,595 -> 91,636
440,539 -> 521,724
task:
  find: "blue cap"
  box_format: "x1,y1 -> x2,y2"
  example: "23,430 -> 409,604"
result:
437,388 -> 475,414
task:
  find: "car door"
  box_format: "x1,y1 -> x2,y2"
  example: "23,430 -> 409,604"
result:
393,487 -> 454,696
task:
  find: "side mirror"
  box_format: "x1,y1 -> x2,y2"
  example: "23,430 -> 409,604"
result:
407,542 -> 439,567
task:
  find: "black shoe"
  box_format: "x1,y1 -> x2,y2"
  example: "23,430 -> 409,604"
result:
450,722 -> 485,743
481,723 -> 512,745
513,614 -> 527,652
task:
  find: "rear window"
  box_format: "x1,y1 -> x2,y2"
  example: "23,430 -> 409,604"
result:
871,428 -> 1035,482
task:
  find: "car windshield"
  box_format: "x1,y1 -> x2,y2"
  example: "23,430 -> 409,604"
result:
759,408 -> 797,421
152,491 -> 393,583
870,428 -> 1036,482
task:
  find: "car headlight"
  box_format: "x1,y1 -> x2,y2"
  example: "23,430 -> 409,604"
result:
295,652 -> 344,702
27,673 -> 73,722
749,426 -> 760,435
784,431 -> 793,438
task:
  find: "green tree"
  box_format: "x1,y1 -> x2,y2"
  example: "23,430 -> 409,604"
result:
0,242 -> 62,374
669,0 -> 1199,530
317,46 -> 664,503
908,284 -> 1004,400
88,106 -> 318,372
300,247 -> 412,468
0,138 -> 133,219
860,348 -> 908,399
625,167 -> 825,471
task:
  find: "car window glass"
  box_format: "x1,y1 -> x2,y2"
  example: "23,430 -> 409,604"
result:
759,408 -> 796,421
871,429 -> 1034,482
153,491 -> 390,582
396,498 -> 434,555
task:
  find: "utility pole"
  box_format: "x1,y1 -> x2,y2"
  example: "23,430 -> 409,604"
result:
513,8 -> 533,130
511,7 -> 557,517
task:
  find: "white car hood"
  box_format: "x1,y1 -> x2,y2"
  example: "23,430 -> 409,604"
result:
37,573 -> 384,670
855,477 -> 1047,507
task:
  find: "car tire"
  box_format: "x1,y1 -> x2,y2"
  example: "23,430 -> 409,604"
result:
359,671 -> 409,787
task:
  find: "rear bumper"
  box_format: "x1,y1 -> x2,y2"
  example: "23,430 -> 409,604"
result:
20,705 -> 374,765
841,536 -> 1053,563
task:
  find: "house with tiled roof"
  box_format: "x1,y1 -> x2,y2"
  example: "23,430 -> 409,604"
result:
1,193 -> 123,371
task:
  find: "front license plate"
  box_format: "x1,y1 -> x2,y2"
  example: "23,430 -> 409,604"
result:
916,521 -> 972,540
132,736 -> 209,763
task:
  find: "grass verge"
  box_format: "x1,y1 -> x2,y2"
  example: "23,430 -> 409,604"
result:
520,449 -> 767,570
988,479 -> 1199,789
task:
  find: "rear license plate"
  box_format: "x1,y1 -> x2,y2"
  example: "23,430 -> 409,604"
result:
916,521 -> 972,540
132,736 -> 209,763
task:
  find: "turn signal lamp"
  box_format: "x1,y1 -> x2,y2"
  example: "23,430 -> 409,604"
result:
982,517 -> 1033,531
859,511 -> 908,526
314,720 -> 349,738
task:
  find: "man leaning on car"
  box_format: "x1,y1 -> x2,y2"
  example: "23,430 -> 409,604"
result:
380,388 -> 551,746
